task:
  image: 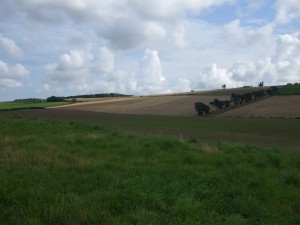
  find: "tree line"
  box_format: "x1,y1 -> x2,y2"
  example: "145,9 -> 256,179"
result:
13,98 -> 45,103
46,93 -> 133,102
195,86 -> 279,115
65,93 -> 133,99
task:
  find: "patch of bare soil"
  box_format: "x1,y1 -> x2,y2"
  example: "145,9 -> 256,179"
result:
219,96 -> 300,118
52,95 -> 230,116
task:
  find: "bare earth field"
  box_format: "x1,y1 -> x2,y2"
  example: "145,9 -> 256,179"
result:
219,96 -> 300,118
53,95 -> 230,116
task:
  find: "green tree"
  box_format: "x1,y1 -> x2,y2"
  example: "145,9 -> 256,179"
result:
194,102 -> 210,115
46,96 -> 65,102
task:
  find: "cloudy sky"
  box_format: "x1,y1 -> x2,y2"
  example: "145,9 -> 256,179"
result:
0,0 -> 300,100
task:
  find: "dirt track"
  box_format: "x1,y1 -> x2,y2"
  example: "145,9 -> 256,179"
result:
219,96 -> 300,118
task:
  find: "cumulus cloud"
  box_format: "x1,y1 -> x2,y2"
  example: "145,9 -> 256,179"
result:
0,60 -> 29,88
44,49 -> 93,88
0,60 -> 29,79
0,0 -> 234,51
224,19 -> 274,47
0,34 -> 23,59
198,31 -> 300,88
129,0 -> 234,21
172,78 -> 191,92
276,0 -> 300,24
198,64 -> 242,89
275,32 -> 300,60
138,49 -> 166,93
230,58 -> 276,84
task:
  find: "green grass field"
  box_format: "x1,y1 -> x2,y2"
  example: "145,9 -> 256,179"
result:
77,113 -> 300,152
278,84 -> 300,95
0,114 -> 299,224
0,102 -> 70,110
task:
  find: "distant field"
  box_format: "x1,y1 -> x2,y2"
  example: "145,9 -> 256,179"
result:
55,95 -> 230,116
0,102 -> 70,110
219,96 -> 300,118
51,91 -> 300,118
278,84 -> 300,95
0,114 -> 299,224
170,86 -> 270,96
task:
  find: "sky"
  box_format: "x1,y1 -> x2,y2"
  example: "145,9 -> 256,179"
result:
0,0 -> 300,101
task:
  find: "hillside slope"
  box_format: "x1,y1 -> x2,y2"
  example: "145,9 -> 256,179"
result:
218,96 -> 300,118
55,95 -> 230,116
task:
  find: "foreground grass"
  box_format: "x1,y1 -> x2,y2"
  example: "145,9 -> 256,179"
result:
0,115 -> 299,225
0,102 -> 70,110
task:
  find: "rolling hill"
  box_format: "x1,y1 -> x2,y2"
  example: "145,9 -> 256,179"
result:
48,86 -> 300,118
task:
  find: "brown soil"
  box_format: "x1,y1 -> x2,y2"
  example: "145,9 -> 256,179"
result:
219,96 -> 300,118
52,95 -> 230,116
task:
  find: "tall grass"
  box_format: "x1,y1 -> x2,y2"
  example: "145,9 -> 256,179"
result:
0,115 -> 299,224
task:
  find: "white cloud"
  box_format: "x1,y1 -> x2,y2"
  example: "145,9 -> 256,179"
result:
0,34 -> 23,59
173,24 -> 188,48
129,0 -> 234,21
0,79 -> 22,88
199,40 -> 300,89
0,0 -> 234,51
0,60 -> 29,79
0,60 -> 29,89
95,47 -> 115,73
275,32 -> 300,60
138,49 -> 166,93
144,21 -> 166,42
44,49 -> 93,87
276,0 -> 300,24
224,19 -> 274,47
230,58 -> 276,84
173,78 -> 191,92
198,64 -> 242,89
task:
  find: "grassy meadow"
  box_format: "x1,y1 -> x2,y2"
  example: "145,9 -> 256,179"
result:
0,114 -> 299,224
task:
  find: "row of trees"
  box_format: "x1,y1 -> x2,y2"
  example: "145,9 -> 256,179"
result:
46,96 -> 65,102
66,93 -> 132,98
13,98 -> 44,103
195,86 -> 279,115
46,93 -> 133,102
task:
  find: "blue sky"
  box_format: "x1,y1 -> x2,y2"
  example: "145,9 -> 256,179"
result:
0,0 -> 299,101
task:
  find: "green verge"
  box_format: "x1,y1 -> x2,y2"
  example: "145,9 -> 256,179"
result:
0,115 -> 299,225
0,102 -> 70,110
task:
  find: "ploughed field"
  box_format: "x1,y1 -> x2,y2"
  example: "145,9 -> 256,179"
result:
51,93 -> 300,118
52,95 -> 230,116
219,96 -> 300,118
